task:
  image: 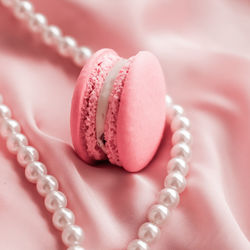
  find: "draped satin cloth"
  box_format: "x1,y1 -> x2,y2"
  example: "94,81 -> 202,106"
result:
0,0 -> 250,249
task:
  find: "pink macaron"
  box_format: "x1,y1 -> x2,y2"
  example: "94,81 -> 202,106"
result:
70,48 -> 166,172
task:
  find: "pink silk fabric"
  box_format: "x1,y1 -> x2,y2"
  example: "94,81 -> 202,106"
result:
0,0 -> 250,249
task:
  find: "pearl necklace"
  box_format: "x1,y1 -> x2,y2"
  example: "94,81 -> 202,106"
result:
0,1 -> 192,249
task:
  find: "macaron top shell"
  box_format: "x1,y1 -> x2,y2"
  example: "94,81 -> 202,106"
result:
117,51 -> 166,172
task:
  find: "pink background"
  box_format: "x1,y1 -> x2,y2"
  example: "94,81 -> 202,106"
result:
0,0 -> 250,249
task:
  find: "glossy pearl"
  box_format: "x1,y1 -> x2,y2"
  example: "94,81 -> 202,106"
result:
172,129 -> 192,145
14,1 -> 33,20
36,175 -> 58,196
148,204 -> 170,226
165,95 -> 173,106
62,224 -> 84,247
42,25 -> 61,45
127,239 -> 149,250
45,190 -> 67,213
167,157 -> 189,176
158,188 -> 180,208
0,104 -> 11,120
25,161 -> 47,183
6,132 -> 28,154
171,115 -> 190,131
166,104 -> 184,122
164,171 -> 186,193
53,207 -> 75,231
0,119 -> 21,138
29,13 -> 47,32
57,36 -> 77,57
67,246 -> 85,250
73,46 -> 92,67
171,142 -> 191,161
138,222 -> 160,243
17,145 -> 39,167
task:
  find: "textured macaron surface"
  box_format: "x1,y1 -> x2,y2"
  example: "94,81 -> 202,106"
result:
70,49 -> 119,163
104,58 -> 134,166
84,52 -> 119,160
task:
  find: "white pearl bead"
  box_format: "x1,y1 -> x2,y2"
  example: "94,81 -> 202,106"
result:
171,115 -> 190,131
52,207 -> 75,231
57,36 -> 77,57
17,145 -> 39,167
138,222 -> 160,243
62,224 -> 84,247
158,188 -> 180,208
172,129 -> 192,145
171,142 -> 191,161
67,246 -> 85,250
53,207 -> 75,231
25,161 -> 47,183
147,204 -> 170,226
127,239 -> 149,250
6,132 -> 28,154
73,46 -> 92,67
42,25 -> 62,45
167,157 -> 189,176
13,1 -> 33,20
165,95 -> 173,106
164,171 -> 186,193
0,104 -> 11,120
45,190 -> 67,213
166,104 -> 184,122
36,175 -> 58,196
28,13 -> 47,33
0,119 -> 21,138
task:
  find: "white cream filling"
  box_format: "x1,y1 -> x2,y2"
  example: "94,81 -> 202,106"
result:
96,58 -> 127,153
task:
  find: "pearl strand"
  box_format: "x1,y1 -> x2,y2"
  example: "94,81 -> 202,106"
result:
0,1 -> 192,249
0,93 -> 191,250
0,96 -> 85,250
127,96 -> 191,250
0,0 -> 92,67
